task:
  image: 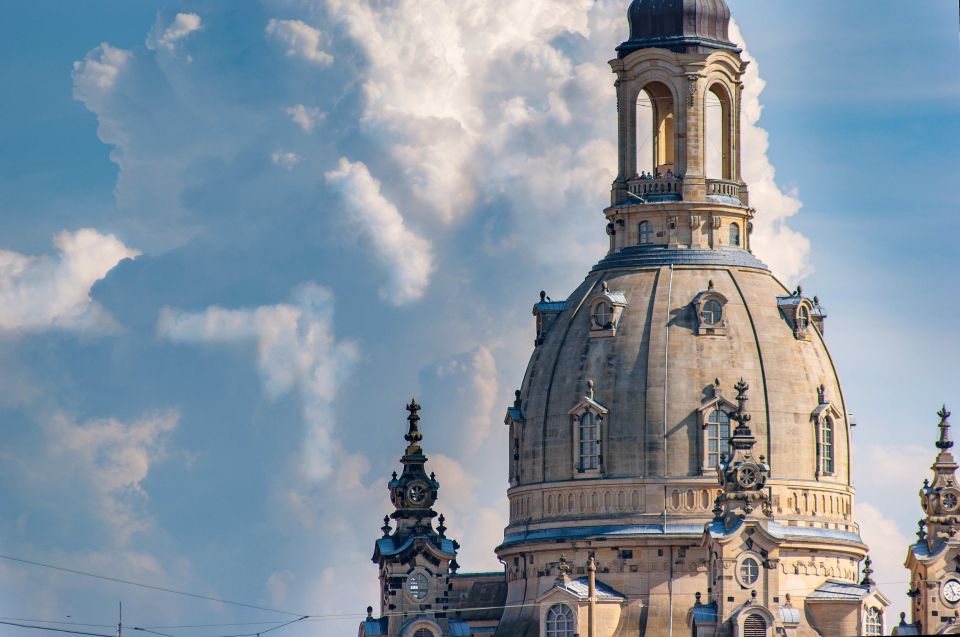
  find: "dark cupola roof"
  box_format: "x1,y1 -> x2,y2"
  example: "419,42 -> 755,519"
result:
618,0 -> 739,58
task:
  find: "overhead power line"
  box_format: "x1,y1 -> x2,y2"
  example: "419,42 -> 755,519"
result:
0,620 -> 115,637
0,554 -> 305,618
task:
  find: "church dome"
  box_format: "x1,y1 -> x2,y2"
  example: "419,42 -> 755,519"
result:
502,248 -> 855,546
620,0 -> 737,57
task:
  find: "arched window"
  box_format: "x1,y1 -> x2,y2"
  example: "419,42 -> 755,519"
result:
546,604 -> 575,637
821,417 -> 834,475
705,410 -> 731,468
743,614 -> 766,637
593,302 -> 612,329
638,220 -> 653,245
579,413 -> 599,471
729,222 -> 741,246
702,300 -> 723,326
413,629 -> 436,637
864,608 -> 883,636
797,305 -> 811,332
636,83 -> 675,177
705,84 -> 732,180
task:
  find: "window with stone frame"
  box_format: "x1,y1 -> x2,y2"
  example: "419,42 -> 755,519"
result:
638,220 -> 653,245
545,604 -> 574,637
820,416 -> 835,475
579,412 -> 600,471
705,409 -> 731,469
729,222 -> 741,246
864,607 -> 882,636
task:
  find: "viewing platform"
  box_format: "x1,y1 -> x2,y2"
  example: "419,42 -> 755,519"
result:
624,177 -> 749,206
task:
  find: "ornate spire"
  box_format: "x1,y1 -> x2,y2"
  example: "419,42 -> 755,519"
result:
861,556 -> 875,587
405,398 -> 423,447
937,405 -> 953,450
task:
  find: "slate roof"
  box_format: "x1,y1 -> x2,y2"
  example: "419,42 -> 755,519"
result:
691,602 -> 718,625
361,617 -> 388,635
535,300 -> 567,314
591,246 -> 769,273
375,535 -> 457,558
778,606 -> 802,624
806,580 -> 873,602
554,576 -> 626,601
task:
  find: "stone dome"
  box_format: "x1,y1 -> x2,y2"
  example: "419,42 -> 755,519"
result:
620,0 -> 737,57
503,248 -> 854,542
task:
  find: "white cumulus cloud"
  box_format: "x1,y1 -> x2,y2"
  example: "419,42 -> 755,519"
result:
266,18 -> 334,66
72,43 -> 132,107
730,20 -> 811,285
0,229 -> 139,333
47,410 -> 179,544
325,158 -> 435,305
285,104 -> 325,133
147,13 -> 203,52
157,284 -> 359,482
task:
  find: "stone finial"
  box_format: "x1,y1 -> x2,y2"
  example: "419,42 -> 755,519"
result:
587,379 -> 595,400
392,471 -> 398,480
795,285 -> 803,297
750,589 -> 758,601
381,515 -> 392,537
712,495 -> 723,519
514,389 -> 522,409
708,279 -> 714,290
405,399 -> 422,445
601,280 -> 609,293
695,591 -> 702,605
450,558 -> 460,574
813,295 -> 820,306
588,555 -> 597,572
899,612 -> 908,626
918,519 -> 927,542
938,405 -> 953,450
732,378 -> 752,427
437,513 -> 447,539
540,290 -> 547,302
366,606 -> 373,619
556,553 -> 572,585
817,384 -> 826,405
785,593 -> 792,606
861,556 -> 875,586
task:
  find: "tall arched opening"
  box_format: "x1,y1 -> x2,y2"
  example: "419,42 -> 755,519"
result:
705,83 -> 732,179
636,82 -> 675,177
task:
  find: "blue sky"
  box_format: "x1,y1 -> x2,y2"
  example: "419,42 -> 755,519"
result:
0,0 -> 957,632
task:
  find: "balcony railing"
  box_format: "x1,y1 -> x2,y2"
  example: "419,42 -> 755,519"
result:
628,177 -> 681,198
624,177 -> 747,205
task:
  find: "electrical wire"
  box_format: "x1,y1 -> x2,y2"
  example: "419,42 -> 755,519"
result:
0,620 -> 115,637
0,620 -> 114,630
0,554 -> 305,618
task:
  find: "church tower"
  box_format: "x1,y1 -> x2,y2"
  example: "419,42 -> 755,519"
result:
497,1 -> 888,635
899,406 -> 960,635
360,401 -> 470,637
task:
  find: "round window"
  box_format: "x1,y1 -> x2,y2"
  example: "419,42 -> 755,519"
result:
593,303 -> 612,328
739,557 -> 760,586
702,300 -> 723,326
943,490 -> 959,512
408,572 -> 430,601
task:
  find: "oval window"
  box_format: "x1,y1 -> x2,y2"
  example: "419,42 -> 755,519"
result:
702,300 -> 723,325
593,303 -> 613,328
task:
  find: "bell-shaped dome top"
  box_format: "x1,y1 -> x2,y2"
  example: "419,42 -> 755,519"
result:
619,0 -> 738,57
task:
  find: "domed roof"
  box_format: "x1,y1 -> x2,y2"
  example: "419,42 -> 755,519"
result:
505,249 -> 852,540
619,0 -> 738,57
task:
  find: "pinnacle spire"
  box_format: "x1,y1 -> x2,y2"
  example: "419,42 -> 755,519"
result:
937,405 -> 953,450
405,398 -> 423,447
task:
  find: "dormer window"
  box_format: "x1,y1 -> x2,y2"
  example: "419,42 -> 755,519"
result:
579,412 -> 599,471
706,409 -> 731,469
702,300 -> 723,326
593,302 -> 612,329
569,380 -> 607,478
588,282 -> 627,338
692,283 -> 728,336
811,385 -> 842,479
820,417 -> 834,475
638,220 -> 653,245
698,379 -> 738,474
777,287 -> 824,340
730,222 -> 741,247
